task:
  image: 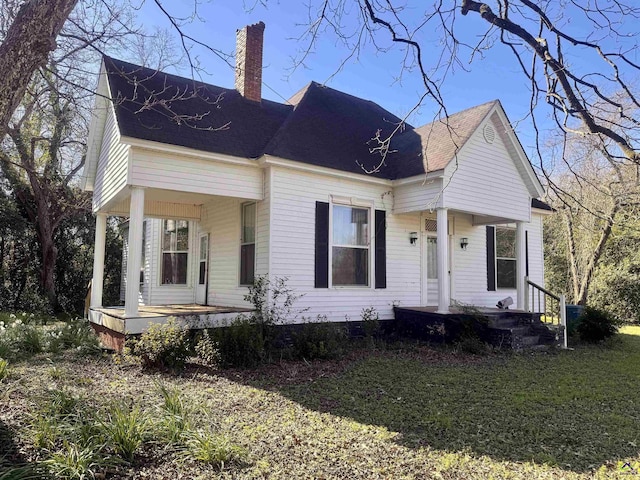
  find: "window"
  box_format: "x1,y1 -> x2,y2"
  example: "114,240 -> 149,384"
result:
161,219 -> 189,285
495,227 -> 516,289
332,205 -> 369,286
240,202 -> 256,285
426,237 -> 437,279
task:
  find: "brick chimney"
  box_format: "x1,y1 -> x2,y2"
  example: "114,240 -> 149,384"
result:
235,22 -> 265,103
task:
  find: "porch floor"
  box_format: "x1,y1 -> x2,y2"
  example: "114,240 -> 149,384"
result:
93,304 -> 252,320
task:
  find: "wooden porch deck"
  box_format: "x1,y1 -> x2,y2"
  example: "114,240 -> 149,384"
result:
88,304 -> 253,348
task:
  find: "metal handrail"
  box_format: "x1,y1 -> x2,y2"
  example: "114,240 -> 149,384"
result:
524,276 -> 568,349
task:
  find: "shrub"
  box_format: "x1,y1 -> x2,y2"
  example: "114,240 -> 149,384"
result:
576,306 -> 618,343
194,330 -> 221,367
361,306 -> 381,340
127,318 -> 191,370
291,317 -> 347,360
208,318 -> 265,368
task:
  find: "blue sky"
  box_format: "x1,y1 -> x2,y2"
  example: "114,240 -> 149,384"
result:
132,1 -> 637,161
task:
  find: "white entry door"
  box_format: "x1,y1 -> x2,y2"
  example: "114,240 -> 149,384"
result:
424,236 -> 439,305
422,234 -> 454,306
196,233 -> 209,305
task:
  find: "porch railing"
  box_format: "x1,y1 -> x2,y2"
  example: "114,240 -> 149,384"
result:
524,276 -> 567,349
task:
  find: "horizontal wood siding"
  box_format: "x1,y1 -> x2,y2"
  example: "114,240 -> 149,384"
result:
270,166 -> 421,322
256,169 -> 269,277
451,213 -> 545,307
130,148 -> 263,200
199,197 -> 258,308
146,218 -> 198,305
443,115 -> 530,221
393,178 -> 443,214
92,107 -> 129,212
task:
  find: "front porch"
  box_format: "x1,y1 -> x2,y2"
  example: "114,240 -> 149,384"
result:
89,303 -> 252,351
393,306 -> 563,350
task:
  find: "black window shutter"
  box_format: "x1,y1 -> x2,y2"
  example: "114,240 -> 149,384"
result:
486,226 -> 496,291
525,230 -> 529,277
375,210 -> 386,289
315,202 -> 329,288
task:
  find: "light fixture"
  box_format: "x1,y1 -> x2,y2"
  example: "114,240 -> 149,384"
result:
460,237 -> 469,250
409,232 -> 418,245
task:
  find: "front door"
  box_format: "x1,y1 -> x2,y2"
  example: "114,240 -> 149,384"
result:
424,236 -> 438,305
422,233 -> 454,306
196,233 -> 209,305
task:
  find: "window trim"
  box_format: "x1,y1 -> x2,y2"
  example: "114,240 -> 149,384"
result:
159,218 -> 191,287
495,226 -> 517,289
328,199 -> 374,288
239,201 -> 257,286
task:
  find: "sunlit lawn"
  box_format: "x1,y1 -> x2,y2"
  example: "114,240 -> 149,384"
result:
2,329 -> 640,478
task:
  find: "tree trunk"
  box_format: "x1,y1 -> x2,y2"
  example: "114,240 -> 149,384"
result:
575,204 -> 619,306
0,0 -> 78,140
40,234 -> 59,311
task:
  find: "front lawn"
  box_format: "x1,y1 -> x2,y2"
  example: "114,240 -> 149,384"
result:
2,327 -> 640,478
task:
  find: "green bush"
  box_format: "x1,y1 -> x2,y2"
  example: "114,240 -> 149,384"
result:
576,306 -> 618,343
361,306 -> 380,339
126,318 -> 191,370
291,317 -> 347,360
208,318 -> 266,368
194,330 -> 221,367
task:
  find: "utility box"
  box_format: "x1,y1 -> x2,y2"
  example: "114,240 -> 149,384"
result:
565,304 -> 585,336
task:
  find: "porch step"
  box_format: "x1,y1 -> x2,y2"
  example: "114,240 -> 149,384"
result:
520,335 -> 540,346
487,316 -> 534,329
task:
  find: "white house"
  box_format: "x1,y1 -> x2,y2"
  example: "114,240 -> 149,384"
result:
83,22 -> 555,349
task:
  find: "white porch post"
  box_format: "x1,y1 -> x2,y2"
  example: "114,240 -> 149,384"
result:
90,213 -> 107,308
125,187 -> 145,317
516,221 -> 527,310
436,207 -> 450,314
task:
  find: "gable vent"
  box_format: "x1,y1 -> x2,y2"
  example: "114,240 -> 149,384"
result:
483,124 -> 496,144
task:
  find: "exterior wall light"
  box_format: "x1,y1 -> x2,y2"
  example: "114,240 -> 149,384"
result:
460,237 -> 469,250
409,232 -> 418,245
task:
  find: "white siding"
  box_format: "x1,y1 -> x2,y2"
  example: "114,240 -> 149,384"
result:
270,166 -> 421,322
450,212 -> 545,307
138,218 -> 198,305
92,107 -> 129,212
198,197 -> 266,308
130,148 -> 263,200
443,115 -> 531,221
393,177 -> 443,214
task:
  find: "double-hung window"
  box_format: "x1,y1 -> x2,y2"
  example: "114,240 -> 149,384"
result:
161,219 -> 189,285
240,202 -> 256,285
331,205 -> 370,286
495,227 -> 516,289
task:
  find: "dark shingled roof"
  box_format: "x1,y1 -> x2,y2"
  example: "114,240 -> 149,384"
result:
264,81 -> 412,179
102,56 -> 542,192
531,198 -> 553,211
104,56 -> 292,158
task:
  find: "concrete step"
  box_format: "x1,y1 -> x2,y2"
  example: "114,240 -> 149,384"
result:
488,317 -> 533,328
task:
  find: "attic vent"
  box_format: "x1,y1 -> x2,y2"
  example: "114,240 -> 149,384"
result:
425,219 -> 437,232
483,124 -> 496,144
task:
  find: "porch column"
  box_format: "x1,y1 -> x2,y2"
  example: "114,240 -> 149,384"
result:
125,187 -> 145,317
436,207 -> 450,314
90,213 -> 107,308
516,221 -> 527,310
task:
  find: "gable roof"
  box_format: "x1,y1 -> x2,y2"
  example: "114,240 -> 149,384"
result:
98,56 -> 541,189
391,100 -> 498,175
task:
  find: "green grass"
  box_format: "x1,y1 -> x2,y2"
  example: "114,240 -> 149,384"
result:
3,330 -> 640,478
